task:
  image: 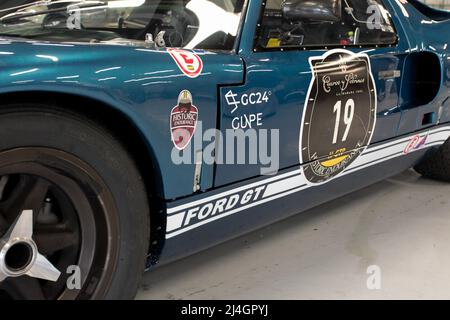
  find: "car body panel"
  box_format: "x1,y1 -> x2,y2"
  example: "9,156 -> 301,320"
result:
215,47 -> 411,186
389,0 -> 450,135
159,125 -> 450,264
157,0 -> 450,265
0,40 -> 244,199
0,0 -> 449,268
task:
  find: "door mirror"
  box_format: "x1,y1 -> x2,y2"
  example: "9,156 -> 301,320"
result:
282,0 -> 342,22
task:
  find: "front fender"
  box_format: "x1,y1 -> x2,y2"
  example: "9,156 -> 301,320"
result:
0,40 -> 244,199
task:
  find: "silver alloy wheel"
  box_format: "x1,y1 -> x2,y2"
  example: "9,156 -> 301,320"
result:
0,209 -> 60,283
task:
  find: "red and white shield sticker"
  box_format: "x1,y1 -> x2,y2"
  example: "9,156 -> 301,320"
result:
168,48 -> 203,78
170,90 -> 198,150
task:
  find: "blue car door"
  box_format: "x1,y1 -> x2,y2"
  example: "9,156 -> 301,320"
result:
214,0 -> 410,187
389,1 -> 446,136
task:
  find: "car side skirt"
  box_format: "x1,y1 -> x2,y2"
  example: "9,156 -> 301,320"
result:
151,124 -> 450,267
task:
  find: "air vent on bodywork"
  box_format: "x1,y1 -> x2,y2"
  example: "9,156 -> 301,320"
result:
422,112 -> 435,126
401,52 -> 441,109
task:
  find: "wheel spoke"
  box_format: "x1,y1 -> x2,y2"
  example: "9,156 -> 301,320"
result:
21,178 -> 50,220
34,224 -> 79,255
26,254 -> 61,282
0,176 -> 49,223
4,276 -> 46,300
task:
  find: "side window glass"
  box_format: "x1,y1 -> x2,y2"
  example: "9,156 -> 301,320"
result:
255,0 -> 398,50
419,0 -> 450,10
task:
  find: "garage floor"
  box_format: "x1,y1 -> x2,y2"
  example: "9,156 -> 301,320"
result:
136,169 -> 450,300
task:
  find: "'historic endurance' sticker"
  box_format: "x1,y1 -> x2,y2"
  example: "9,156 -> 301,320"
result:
299,49 -> 377,185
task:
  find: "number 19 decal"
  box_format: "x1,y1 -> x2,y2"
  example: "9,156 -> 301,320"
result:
333,99 -> 355,144
300,50 -> 377,185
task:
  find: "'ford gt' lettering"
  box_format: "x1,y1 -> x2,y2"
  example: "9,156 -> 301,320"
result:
181,186 -> 266,227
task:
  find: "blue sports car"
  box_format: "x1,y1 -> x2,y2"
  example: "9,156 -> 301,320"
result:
0,0 -> 448,299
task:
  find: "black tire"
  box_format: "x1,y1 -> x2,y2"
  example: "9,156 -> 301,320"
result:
0,105 -> 150,300
415,137 -> 450,182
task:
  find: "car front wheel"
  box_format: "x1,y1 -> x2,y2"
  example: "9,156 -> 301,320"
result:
0,106 -> 150,300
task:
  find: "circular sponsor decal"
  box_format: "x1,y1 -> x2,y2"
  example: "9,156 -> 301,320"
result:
168,48 -> 203,78
299,49 -> 377,185
171,90 -> 199,150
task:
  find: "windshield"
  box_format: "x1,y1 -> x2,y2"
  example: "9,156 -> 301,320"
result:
0,0 -> 245,50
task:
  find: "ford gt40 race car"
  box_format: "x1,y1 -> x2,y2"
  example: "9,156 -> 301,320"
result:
0,0 -> 448,299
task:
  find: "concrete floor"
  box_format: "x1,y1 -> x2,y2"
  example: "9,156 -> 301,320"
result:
136,169 -> 450,300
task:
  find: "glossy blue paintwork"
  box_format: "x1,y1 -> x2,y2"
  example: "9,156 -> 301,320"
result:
0,0 -> 449,266
390,1 -> 450,134
0,40 -> 244,199
159,142 -> 433,264
214,0 -> 450,186
215,48 -> 411,185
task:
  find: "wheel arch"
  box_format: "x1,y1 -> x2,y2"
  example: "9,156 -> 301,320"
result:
0,90 -> 166,264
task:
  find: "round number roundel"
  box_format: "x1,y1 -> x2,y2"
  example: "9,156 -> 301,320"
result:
300,49 -> 377,185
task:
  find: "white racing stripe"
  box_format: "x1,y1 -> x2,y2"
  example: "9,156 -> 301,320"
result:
263,174 -> 306,198
166,168 -> 301,214
166,212 -> 186,232
166,184 -> 309,238
343,130 -> 450,175
165,126 -> 450,239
